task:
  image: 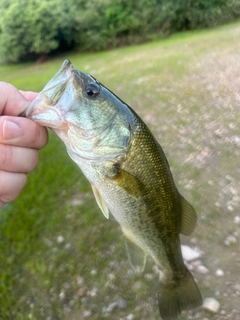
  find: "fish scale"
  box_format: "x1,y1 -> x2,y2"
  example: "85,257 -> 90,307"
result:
22,59 -> 203,320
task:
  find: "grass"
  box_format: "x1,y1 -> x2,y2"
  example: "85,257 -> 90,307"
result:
1,21 -> 240,319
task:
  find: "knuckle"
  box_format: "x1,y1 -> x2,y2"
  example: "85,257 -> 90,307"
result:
0,144 -> 13,168
0,82 -> 14,94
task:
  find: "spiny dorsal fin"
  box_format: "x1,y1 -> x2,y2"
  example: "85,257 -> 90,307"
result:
91,184 -> 109,219
123,228 -> 147,273
180,195 -> 197,236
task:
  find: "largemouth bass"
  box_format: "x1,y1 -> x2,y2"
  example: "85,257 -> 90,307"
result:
22,60 -> 202,319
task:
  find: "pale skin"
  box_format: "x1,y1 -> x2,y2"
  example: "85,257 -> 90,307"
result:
0,82 -> 48,208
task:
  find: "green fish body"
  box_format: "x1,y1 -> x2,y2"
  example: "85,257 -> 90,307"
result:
23,60 -> 202,319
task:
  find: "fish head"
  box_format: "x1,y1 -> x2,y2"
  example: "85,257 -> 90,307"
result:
23,60 -> 135,161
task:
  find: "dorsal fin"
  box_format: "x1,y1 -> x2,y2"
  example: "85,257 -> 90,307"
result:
91,184 -> 109,219
180,195 -> 197,236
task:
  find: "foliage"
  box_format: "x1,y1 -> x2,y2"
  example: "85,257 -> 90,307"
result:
170,0 -> 237,30
0,0 -> 240,62
0,0 -> 74,62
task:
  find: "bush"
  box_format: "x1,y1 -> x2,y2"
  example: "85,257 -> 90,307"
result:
0,0 -> 239,63
0,0 -> 74,62
71,0 -> 240,50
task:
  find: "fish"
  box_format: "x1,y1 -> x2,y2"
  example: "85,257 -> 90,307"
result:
21,60 -> 203,319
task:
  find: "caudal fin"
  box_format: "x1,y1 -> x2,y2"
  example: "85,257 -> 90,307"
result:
158,270 -> 202,320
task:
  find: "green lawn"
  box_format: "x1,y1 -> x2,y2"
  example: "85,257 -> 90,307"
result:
1,22 -> 240,319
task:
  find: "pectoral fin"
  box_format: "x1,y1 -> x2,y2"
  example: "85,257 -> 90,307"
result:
109,168 -> 145,199
91,184 -> 109,219
123,229 -> 147,273
180,195 -> 197,236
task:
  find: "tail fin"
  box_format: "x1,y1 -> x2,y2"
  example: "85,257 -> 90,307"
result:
158,270 -> 202,320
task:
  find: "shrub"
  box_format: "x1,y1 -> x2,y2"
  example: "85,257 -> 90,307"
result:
0,0 -> 239,63
0,0 -> 74,62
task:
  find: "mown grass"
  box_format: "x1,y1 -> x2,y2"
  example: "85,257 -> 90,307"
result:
1,22 -> 240,319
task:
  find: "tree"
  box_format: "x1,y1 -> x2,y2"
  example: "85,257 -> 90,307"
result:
0,0 -> 74,62
0,0 -> 239,63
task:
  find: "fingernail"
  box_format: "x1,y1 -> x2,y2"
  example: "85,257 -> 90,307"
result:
3,120 -> 22,140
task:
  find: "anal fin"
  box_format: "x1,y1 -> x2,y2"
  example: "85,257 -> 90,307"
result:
91,184 -> 109,219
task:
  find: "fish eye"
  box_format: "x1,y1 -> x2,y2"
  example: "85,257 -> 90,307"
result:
85,83 -> 100,98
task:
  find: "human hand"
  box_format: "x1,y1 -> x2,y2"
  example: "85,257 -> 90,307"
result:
0,82 -> 48,208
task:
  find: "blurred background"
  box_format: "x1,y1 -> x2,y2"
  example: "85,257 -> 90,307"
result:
0,1 -> 240,319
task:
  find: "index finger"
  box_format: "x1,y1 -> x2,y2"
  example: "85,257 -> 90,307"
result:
0,82 -> 36,116
19,90 -> 38,102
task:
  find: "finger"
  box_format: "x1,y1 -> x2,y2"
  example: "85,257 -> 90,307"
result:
0,144 -> 39,173
0,171 -> 27,208
19,90 -> 38,102
0,116 -> 48,149
0,82 -> 31,115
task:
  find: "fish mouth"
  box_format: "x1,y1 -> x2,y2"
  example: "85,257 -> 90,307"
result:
21,60 -> 77,129
22,94 -> 68,129
28,107 -> 66,129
